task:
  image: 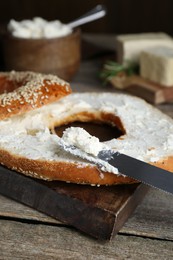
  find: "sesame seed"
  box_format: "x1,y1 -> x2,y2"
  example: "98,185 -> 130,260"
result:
0,71 -> 69,108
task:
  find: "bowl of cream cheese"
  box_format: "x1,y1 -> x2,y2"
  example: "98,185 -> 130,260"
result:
2,17 -> 81,80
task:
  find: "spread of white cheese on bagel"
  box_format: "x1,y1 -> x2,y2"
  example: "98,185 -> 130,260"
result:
0,92 -> 173,174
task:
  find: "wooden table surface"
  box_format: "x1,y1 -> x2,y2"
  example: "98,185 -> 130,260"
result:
1,34 -> 173,260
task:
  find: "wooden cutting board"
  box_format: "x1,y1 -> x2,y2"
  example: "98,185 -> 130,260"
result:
110,75 -> 173,104
0,165 -> 149,240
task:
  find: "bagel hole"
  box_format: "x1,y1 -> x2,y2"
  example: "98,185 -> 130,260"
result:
55,121 -> 122,141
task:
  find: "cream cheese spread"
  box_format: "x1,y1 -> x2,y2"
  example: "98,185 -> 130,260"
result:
61,127 -> 105,156
60,127 -> 118,174
8,17 -> 72,39
0,93 -> 173,176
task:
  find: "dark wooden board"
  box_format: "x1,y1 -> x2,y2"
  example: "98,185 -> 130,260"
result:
110,75 -> 173,104
0,165 -> 149,240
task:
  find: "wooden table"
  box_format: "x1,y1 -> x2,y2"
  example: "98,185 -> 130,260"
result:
1,35 -> 173,259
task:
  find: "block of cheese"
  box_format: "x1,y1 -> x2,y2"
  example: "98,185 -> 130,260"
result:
115,33 -> 173,64
140,46 -> 173,87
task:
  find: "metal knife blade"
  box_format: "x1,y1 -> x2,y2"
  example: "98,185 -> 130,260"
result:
99,151 -> 173,195
58,138 -> 173,195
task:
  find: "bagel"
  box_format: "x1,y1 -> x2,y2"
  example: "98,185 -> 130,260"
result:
0,71 -> 173,185
0,71 -> 71,120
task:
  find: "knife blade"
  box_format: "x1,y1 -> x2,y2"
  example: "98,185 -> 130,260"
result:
58,138 -> 173,195
98,151 -> 173,195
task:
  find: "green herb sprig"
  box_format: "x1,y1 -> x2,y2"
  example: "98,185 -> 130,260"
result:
100,60 -> 139,84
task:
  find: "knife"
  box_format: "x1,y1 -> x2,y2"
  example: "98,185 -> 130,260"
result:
98,151 -> 173,195
59,140 -> 173,195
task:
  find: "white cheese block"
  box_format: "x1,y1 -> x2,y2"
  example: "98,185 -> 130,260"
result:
140,47 -> 173,87
115,33 -> 173,64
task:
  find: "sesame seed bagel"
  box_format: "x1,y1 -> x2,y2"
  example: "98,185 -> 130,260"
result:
0,71 -> 71,120
0,83 -> 173,185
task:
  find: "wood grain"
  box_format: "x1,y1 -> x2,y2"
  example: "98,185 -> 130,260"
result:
109,75 -> 173,104
1,189 -> 173,241
0,166 -> 149,240
0,219 -> 173,260
0,194 -> 61,224
122,189 -> 173,240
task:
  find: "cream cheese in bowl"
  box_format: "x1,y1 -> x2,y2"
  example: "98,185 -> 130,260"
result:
8,17 -> 72,39
3,17 -> 80,80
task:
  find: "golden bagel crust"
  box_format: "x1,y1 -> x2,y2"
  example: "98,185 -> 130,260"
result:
0,149 -> 171,185
0,71 -> 72,120
0,103 -> 138,185
0,149 -> 137,185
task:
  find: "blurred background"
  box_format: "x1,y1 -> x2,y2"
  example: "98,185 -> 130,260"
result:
0,0 -> 173,35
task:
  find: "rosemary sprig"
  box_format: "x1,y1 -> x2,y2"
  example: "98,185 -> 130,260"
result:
100,60 -> 139,84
